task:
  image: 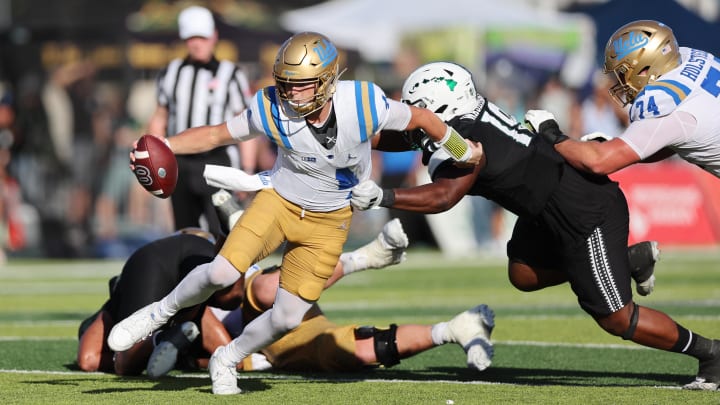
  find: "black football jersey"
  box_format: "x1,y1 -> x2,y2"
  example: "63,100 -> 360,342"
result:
107,234 -> 216,320
429,97 -> 564,217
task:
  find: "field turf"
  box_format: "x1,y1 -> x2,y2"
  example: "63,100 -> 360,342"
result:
1,248 -> 719,404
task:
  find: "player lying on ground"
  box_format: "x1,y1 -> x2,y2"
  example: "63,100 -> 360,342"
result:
77,207 -> 493,376
350,61 -> 716,391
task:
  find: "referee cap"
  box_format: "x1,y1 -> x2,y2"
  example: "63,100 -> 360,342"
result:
178,6 -> 215,39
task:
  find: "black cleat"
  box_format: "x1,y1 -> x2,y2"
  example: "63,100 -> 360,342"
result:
684,339 -> 720,391
627,241 -> 659,296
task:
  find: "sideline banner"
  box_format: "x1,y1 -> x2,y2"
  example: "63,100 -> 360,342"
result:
611,161 -> 720,246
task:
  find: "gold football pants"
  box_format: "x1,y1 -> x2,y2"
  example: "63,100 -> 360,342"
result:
219,188 -> 352,301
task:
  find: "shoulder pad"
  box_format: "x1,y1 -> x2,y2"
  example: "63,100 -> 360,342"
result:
630,79 -> 690,122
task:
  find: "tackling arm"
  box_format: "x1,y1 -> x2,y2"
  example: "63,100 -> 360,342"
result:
554,137 -> 641,175
405,106 -> 483,164
390,164 -> 480,214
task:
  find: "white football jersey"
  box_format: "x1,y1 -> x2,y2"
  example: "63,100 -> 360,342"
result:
621,47 -> 720,177
226,80 -> 412,211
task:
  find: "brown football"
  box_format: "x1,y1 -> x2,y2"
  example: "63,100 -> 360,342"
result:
132,134 -> 178,199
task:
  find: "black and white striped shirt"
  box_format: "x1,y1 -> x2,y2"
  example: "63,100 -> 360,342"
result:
156,56 -> 252,137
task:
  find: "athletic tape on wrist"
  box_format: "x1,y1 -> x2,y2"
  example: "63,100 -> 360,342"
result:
440,126 -> 469,162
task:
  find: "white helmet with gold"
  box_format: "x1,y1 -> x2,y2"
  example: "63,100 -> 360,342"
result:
604,20 -> 681,106
273,32 -> 341,118
401,62 -> 478,122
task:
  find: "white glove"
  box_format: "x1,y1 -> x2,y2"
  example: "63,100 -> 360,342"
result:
524,110 -> 557,132
580,132 -> 613,142
350,180 -> 383,210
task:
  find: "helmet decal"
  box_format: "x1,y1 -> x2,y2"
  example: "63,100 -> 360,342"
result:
401,62 -> 478,122
313,38 -> 338,67
613,31 -> 649,60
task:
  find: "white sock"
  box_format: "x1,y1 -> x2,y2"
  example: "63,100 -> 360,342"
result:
431,322 -> 451,345
340,251 -> 366,275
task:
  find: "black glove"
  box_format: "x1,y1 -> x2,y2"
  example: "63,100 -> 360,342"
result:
524,110 -> 569,145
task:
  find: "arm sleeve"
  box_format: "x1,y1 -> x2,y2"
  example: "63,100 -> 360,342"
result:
619,110 -> 697,159
226,109 -> 259,142
380,98 -> 412,132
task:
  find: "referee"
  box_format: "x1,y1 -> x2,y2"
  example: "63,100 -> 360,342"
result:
146,6 -> 257,239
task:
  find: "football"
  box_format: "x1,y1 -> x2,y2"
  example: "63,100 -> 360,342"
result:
132,134 -> 178,199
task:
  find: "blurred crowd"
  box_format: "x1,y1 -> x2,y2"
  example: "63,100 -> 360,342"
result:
0,28 -> 632,263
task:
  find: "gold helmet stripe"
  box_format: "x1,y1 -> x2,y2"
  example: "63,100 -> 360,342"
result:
354,81 -> 379,142
257,89 -> 292,149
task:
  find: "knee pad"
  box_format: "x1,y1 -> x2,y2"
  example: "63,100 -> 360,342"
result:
621,302 -> 640,340
358,324 -> 400,367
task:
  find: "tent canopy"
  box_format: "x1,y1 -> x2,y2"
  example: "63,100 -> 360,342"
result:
281,0 -> 592,62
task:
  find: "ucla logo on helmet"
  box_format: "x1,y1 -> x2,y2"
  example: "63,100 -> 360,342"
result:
313,38 -> 338,67
614,31 -> 649,59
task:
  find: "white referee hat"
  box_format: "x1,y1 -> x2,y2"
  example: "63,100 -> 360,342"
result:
178,6 -> 215,39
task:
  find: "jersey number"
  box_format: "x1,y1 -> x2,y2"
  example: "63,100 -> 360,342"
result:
701,66 -> 720,97
633,96 -> 660,119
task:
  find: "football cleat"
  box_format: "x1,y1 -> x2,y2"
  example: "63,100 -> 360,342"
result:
107,302 -> 168,352
628,241 -> 660,296
684,340 -> 720,391
147,321 -> 200,378
209,346 -> 242,395
212,189 -> 244,234
447,304 -> 495,371
347,218 -> 409,270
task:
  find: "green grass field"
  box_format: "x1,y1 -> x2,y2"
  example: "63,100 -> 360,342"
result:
2,248 -> 720,404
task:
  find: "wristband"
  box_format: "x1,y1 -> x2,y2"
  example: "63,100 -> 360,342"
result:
538,121 -> 569,145
379,188 -> 395,207
439,126 -> 470,162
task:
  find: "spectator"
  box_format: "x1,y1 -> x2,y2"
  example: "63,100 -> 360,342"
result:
146,5 -> 257,239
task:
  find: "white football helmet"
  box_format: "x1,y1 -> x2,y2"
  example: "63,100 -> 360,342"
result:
604,20 -> 681,106
401,62 -> 478,122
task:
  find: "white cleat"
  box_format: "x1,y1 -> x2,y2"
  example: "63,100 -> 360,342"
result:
364,218 -> 409,269
108,302 -> 167,352
447,304 -> 495,371
683,377 -> 719,391
146,321 -> 200,378
380,218 -> 409,250
209,347 -> 242,395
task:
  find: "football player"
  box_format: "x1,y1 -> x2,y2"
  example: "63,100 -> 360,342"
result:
109,31 -> 483,395
350,61 -> 720,391
77,215 -> 495,377
526,20 -> 720,184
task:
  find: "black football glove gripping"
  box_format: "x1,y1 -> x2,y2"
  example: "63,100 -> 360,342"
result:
524,110 -> 569,145
537,119 -> 569,145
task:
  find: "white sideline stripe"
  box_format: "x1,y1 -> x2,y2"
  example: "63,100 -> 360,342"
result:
0,369 -> 684,390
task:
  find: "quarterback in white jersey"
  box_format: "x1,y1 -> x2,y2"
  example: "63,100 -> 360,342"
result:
114,32 -> 481,395
227,80 -> 411,211
525,20 -> 720,181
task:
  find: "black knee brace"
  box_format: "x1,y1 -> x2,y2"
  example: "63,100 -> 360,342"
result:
358,324 -> 400,367
621,302 -> 640,340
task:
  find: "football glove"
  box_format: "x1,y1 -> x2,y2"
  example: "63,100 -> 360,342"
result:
351,180 -> 384,211
524,110 -> 569,145
580,132 -> 613,142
